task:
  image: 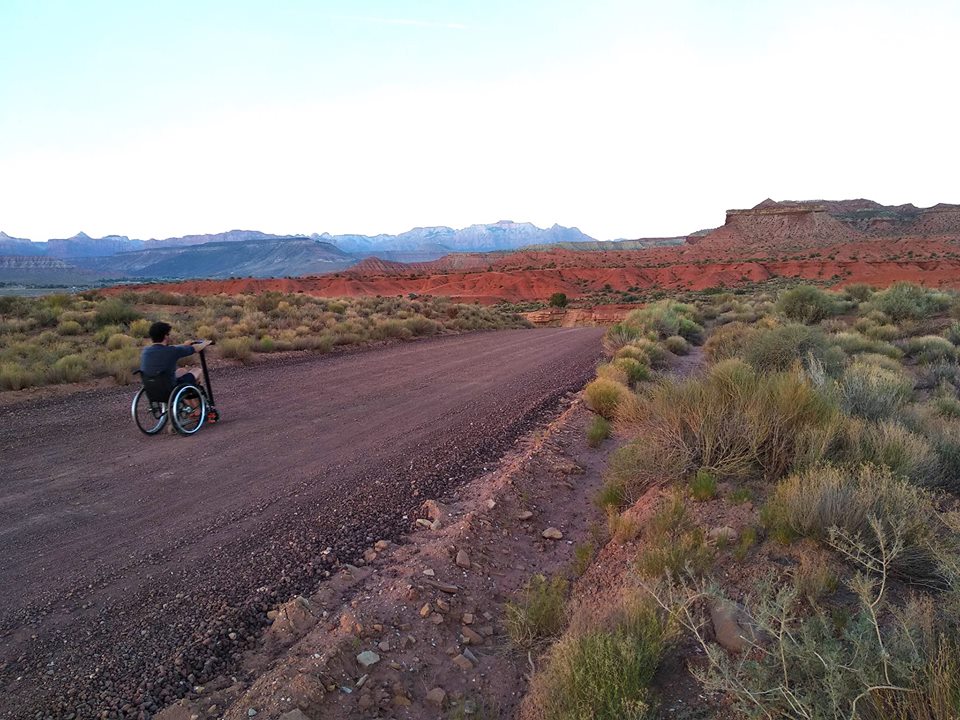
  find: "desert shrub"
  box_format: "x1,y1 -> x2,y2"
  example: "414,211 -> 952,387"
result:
57,320 -> 83,336
613,345 -> 650,365
587,416 -> 612,447
916,362 -> 960,390
629,338 -> 670,368
571,541 -> 596,577
403,316 -> 440,336
625,300 -> 702,340
653,577 -> 960,720
852,351 -> 905,373
901,335 -> 958,364
255,336 -> 277,352
677,317 -> 705,344
94,298 -> 140,327
638,491 -> 714,579
0,362 -> 37,391
763,463 -> 949,582
837,360 -> 913,420
843,282 -> 876,302
548,292 -> 568,307
690,468 -> 718,501
603,323 -> 643,354
98,346 -> 139,384
872,282 -> 951,321
602,439 -> 684,499
663,335 -> 689,356
831,331 -> 902,359
47,354 -> 88,384
596,362 -> 629,386
777,285 -> 841,324
863,322 -> 901,341
373,319 -> 413,340
530,596 -> 672,720
129,318 -> 152,338
220,337 -> 253,362
945,321 -> 960,346
935,395 -> 960,419
505,574 -> 568,649
613,357 -> 650,385
607,507 -> 641,542
792,547 -> 839,602
595,477 -> 628,510
743,323 -> 833,374
904,407 -> 960,491
852,420 -> 942,487
105,333 -> 135,351
703,321 -> 754,363
616,360 -> 836,486
584,378 -> 628,420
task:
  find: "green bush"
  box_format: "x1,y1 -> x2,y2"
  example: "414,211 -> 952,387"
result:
549,292 -> 568,307
403,316 -> 440,336
703,321 -> 754,363
57,320 -> 83,336
637,492 -> 714,578
220,337 -> 253,362
612,357 -> 650,385
48,354 -> 88,384
777,285 -> 841,324
94,298 -> 141,327
624,300 -> 702,340
945,321 -> 960,346
843,283 -> 876,302
744,323 -> 832,374
901,335 -> 958,364
105,333 -> 135,351
871,282 -> 951,321
0,362 -> 37,391
690,468 -> 718,501
831,331 -> 902,359
852,420 -> 942,487
603,323 -> 644,354
129,318 -> 152,338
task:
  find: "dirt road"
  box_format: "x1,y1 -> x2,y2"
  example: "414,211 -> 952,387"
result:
0,328 -> 603,719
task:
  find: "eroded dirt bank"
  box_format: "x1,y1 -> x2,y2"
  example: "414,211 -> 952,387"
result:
0,328 -> 603,719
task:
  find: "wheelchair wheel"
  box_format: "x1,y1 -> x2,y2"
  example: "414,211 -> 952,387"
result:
132,387 -> 168,435
170,384 -> 207,435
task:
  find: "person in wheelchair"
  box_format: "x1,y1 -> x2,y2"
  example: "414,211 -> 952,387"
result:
140,321 -> 211,395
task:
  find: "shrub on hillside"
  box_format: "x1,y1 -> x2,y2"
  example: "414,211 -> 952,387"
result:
57,320 -> 82,336
587,416 -> 612,447
0,362 -> 37,391
901,335 -> 958,364
624,300 -> 702,340
548,292 -> 568,307
663,335 -> 690,356
603,323 -> 644,354
777,285 -> 841,324
505,574 -> 568,649
220,337 -> 253,362
703,321 -> 754,363
852,420 -> 942,487
613,357 -> 650,385
843,282 -> 876,302
48,354 -> 88,384
831,331 -> 902,359
945,321 -> 960,346
94,298 -> 140,327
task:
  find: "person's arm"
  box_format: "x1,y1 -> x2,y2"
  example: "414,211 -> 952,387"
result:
190,339 -> 212,353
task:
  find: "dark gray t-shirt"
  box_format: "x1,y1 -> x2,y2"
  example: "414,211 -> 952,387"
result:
140,344 -> 195,384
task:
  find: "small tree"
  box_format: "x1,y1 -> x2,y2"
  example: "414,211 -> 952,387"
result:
549,292 -> 568,308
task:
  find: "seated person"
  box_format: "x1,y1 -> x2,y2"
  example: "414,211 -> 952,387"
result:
140,321 -> 211,390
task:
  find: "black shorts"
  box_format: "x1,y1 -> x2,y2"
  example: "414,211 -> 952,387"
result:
175,372 -> 197,387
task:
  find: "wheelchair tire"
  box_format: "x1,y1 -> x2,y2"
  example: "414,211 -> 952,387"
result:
132,387 -> 168,435
170,384 -> 207,435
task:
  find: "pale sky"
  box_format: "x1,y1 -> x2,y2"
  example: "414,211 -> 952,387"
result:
1,0 -> 958,242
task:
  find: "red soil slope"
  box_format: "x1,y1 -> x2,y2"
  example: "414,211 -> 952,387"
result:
112,200 -> 960,303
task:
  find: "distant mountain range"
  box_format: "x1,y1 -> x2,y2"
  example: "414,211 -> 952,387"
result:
0,222 -> 597,284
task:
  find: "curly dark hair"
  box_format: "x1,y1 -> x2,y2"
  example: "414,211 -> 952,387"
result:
148,321 -> 172,343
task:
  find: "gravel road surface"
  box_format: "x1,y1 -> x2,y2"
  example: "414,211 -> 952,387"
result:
0,328 -> 603,719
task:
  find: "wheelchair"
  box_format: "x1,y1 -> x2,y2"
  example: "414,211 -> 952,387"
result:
131,343 -> 220,436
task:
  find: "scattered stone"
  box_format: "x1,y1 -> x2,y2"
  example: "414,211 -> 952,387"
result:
435,598 -> 450,613
393,694 -> 412,708
485,499 -> 496,510
356,650 -> 381,669
707,526 -> 738,545
424,578 -> 459,594
430,613 -> 444,625
462,647 -> 479,665
378,640 -> 390,652
542,527 -> 563,540
478,625 -> 494,637
423,499 -> 452,524
461,612 -> 474,625
460,626 -> 484,645
415,519 -> 433,530
422,568 -> 436,577
363,549 -> 377,563
517,510 -> 534,521
266,610 -> 279,621
356,674 -> 369,689
247,710 -> 257,718
425,687 -> 447,708
374,540 -> 390,551
420,603 -> 432,618
452,654 -> 473,671
455,550 -> 471,569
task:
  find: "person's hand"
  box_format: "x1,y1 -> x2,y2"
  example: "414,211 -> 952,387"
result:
194,340 -> 212,352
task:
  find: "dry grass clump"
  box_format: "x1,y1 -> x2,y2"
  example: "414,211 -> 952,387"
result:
595,362 -> 629,386
837,359 -> 913,420
612,357 -> 650,385
832,331 -> 903,359
702,321 -> 754,362
637,491 -> 714,579
615,360 -> 836,487
624,300 -> 705,343
851,420 -> 942,487
505,574 -> 568,650
586,416 -> 612,447
870,281 -> 952,321
527,595 -> 673,720
763,463 -> 951,582
584,378 -> 629,420
901,335 -> 959,364
663,335 -> 690,355
219,337 -> 253,362
603,323 -> 645,354
743,323 -> 839,374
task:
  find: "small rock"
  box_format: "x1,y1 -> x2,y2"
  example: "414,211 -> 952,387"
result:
460,626 -> 484,645
462,647 -> 479,665
542,527 -> 563,540
423,568 -> 436,577
478,625 -> 494,637
430,613 -> 445,625
378,640 -> 390,652
435,598 -> 450,613
423,499 -> 452,524
455,550 -> 471,569
363,549 -> 377,563
517,510 -> 533,521
356,674 -> 369,689
425,687 -> 447,708
374,539 -> 390,551
415,519 -> 433,529
485,499 -> 496,510
452,654 -> 473,671
707,526 -> 738,545
247,710 -> 257,718
710,600 -> 761,653
393,694 -> 412,707
424,578 -> 459,594
461,612 -> 474,625
420,603 -> 432,618
356,650 -> 381,668
267,610 -> 279,621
